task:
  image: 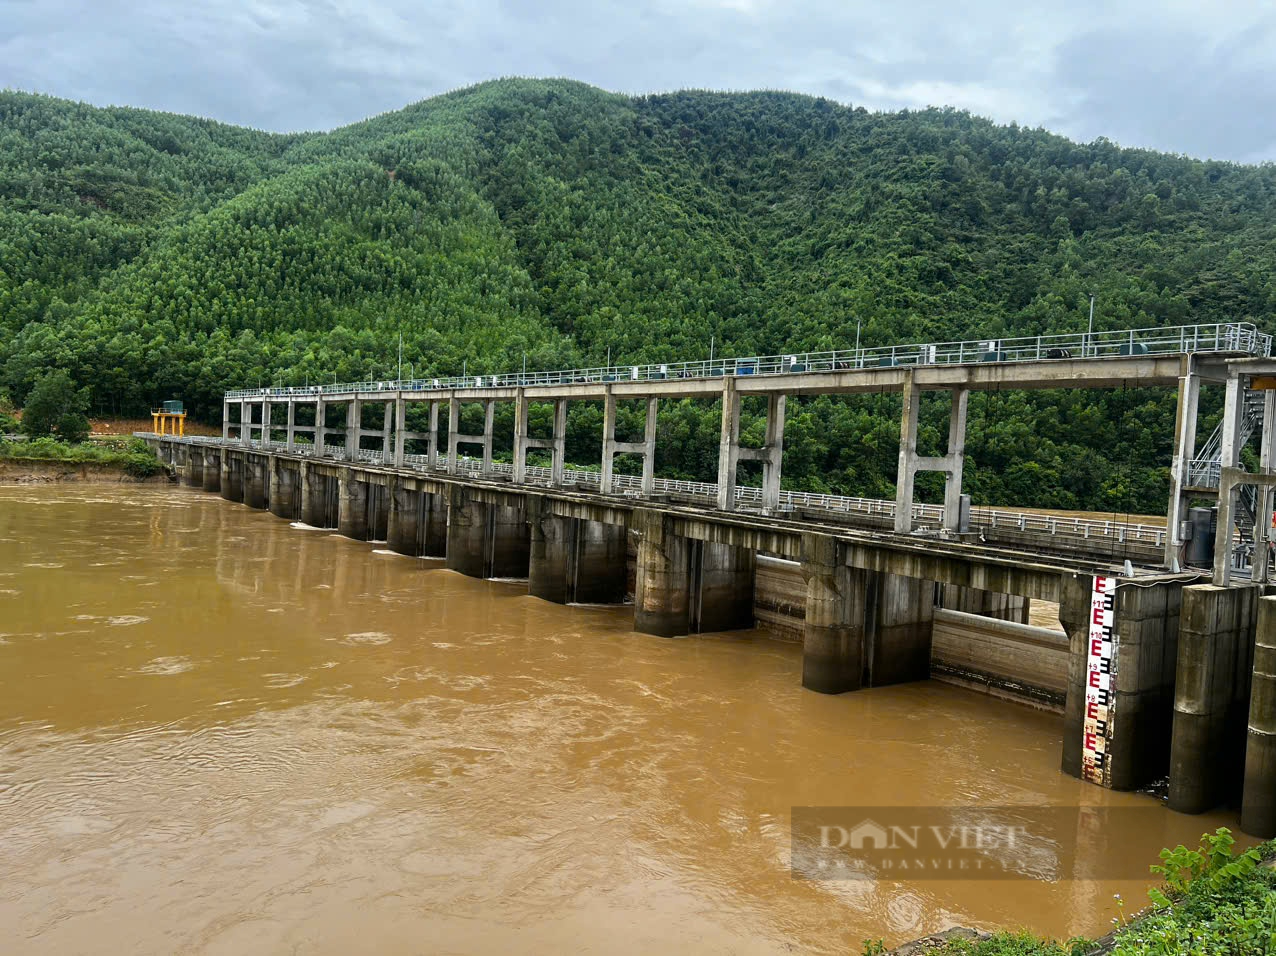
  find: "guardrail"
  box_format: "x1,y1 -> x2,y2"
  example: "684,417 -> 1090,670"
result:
223,322 -> 1271,400
149,433 -> 1166,549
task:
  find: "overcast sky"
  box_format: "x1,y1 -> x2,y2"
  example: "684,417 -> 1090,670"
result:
3,0 -> 1274,162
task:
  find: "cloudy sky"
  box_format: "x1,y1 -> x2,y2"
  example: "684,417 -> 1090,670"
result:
3,0 -> 1274,162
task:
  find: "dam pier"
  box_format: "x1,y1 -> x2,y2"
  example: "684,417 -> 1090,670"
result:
145,323 -> 1276,836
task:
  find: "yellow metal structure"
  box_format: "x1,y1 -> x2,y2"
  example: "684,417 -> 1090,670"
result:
151,410 -> 186,436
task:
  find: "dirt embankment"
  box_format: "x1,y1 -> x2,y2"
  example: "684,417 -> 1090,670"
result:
89,417 -> 220,437
0,460 -> 172,484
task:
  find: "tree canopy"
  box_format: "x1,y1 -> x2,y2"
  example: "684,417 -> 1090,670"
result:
3,79 -> 1274,513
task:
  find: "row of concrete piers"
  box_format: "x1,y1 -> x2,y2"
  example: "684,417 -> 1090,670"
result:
160,437 -> 1276,837
174,443 -> 960,693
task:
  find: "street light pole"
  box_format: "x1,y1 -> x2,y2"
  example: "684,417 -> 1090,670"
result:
1088,293 -> 1096,356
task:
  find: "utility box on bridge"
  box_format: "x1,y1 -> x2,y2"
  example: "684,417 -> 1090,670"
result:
152,400 -> 187,436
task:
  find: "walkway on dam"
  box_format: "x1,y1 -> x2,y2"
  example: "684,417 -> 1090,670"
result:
216,322 -> 1272,570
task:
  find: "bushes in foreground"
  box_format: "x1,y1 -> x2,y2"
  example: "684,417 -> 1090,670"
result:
865,829 -> 1276,956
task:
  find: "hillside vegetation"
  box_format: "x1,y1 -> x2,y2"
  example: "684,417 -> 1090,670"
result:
3,79 -> 1275,513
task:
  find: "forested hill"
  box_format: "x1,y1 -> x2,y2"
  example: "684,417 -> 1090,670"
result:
3,78 -> 1275,512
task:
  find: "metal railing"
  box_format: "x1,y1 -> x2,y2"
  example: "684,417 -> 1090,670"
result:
148,433 -> 1167,549
223,322 -> 1271,400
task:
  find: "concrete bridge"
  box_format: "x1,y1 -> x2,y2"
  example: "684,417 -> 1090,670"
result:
142,322 -> 1276,837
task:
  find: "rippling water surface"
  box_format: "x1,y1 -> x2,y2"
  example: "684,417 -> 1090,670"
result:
0,486 -> 1237,954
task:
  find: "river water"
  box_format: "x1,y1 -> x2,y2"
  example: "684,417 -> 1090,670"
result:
0,485 -> 1239,954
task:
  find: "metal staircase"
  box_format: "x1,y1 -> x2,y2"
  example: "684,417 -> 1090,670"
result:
1191,389 -> 1268,567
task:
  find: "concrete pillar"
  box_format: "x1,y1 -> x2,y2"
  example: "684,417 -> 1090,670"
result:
394,398 -> 406,468
894,371 -> 920,532
426,401 -> 440,471
1242,595 -> 1276,837
381,401 -> 393,465
222,399 -> 231,441
801,534 -> 868,694
286,401 -> 296,452
601,389 -> 617,493
760,394 -> 786,510
550,399 -> 567,486
867,573 -> 935,685
447,400 -> 460,475
716,379 -> 742,510
513,389 -> 530,484
641,397 -> 658,496
633,509 -> 691,637
202,452 -> 221,493
269,460 -> 298,519
695,542 -> 755,632
220,454 -> 243,502
241,401 -> 253,448
345,400 -> 362,462
941,389 -> 968,531
1061,575 -> 1183,790
1164,358 -> 1200,567
387,479 -> 420,556
262,400 -> 272,447
481,401 -> 495,476
243,458 -> 267,509
184,448 -> 204,488
315,398 -> 327,457
1213,375 -> 1246,585
337,468 -> 368,540
1168,583 -> 1260,814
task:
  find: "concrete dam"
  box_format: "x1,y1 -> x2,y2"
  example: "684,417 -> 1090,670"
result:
144,322 -> 1276,838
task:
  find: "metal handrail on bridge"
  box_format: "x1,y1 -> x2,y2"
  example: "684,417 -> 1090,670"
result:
223,322 -> 1271,401
159,434 -> 1166,549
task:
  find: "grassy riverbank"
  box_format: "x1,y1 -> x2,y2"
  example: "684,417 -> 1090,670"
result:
873,829 -> 1276,956
0,436 -> 167,480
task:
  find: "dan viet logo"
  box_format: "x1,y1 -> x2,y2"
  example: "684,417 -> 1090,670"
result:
791,807 -> 1160,881
818,817 -> 1026,868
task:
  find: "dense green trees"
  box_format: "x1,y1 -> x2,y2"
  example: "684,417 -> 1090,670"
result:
21,370 -> 90,442
2,79 -> 1274,513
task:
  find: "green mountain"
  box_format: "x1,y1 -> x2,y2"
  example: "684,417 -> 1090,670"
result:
3,78 -> 1275,512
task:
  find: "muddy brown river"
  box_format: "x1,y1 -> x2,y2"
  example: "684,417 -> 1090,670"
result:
0,486 -> 1239,954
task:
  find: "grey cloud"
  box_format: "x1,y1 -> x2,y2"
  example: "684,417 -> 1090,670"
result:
0,0 -> 1272,160
1048,16 -> 1276,162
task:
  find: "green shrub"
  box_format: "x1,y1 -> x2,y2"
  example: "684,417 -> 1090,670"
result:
120,452 -> 164,478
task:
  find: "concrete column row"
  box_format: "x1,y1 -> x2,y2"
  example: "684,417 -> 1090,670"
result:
227,382 -> 794,508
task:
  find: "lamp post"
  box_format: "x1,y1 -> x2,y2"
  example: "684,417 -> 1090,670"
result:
1087,293 -> 1096,357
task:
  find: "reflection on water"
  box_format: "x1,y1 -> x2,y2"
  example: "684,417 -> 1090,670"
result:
0,486 -> 1238,954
